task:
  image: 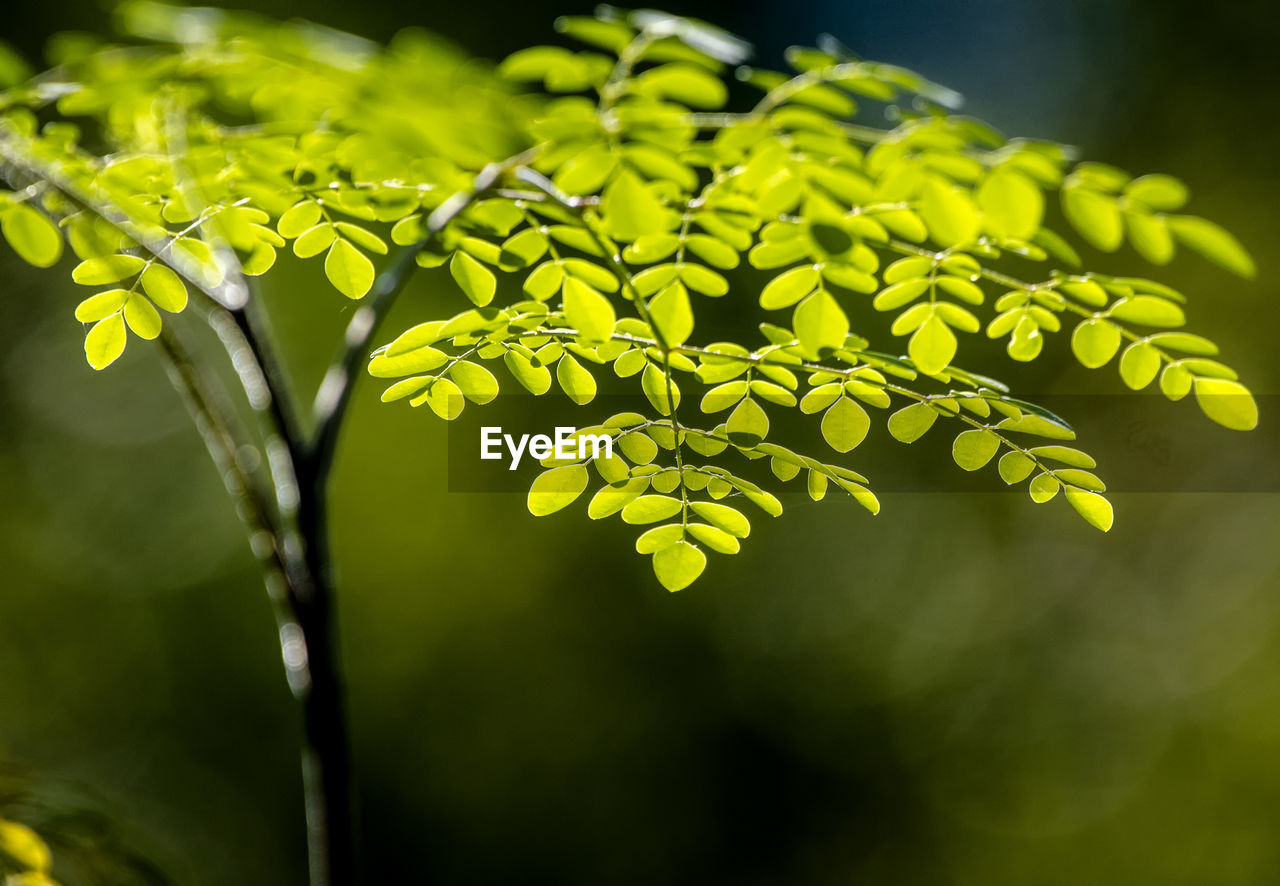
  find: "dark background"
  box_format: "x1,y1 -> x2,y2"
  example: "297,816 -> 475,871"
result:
2,0 -> 1279,883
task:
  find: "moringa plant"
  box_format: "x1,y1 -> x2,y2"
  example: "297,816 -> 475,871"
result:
0,2 -> 1259,883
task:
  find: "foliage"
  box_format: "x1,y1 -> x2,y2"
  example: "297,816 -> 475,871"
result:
0,2 -> 1259,592
0,817 -> 58,886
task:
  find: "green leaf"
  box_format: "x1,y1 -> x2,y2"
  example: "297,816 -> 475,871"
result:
738,483 -> 783,516
1125,211 -> 1174,264
1029,446 -> 1096,468
998,450 -> 1035,484
687,523 -> 740,554
760,266 -> 819,310
1109,296 -> 1185,328
978,169 -> 1043,239
622,495 -> 683,525
750,380 -> 796,408
0,819 -> 51,873
1147,332 -> 1218,356
1054,469 -> 1106,492
1160,364 -> 1193,400
72,254 -> 145,285
679,263 -> 728,296
952,428 -> 1000,471
641,362 -> 679,414
74,289 -> 129,323
689,501 -> 750,537
380,377 -> 432,403
278,201 -> 322,239
649,283 -> 693,346
800,382 -> 842,415
652,541 -> 708,592
1124,174 -> 1188,211
618,431 -> 658,465
1193,377 -> 1258,430
887,402 -> 937,442
524,261 -> 565,300
556,143 -> 618,195
563,276 -> 616,344
793,290 -> 848,355
1070,319 -> 1122,368
589,478 -> 649,520
726,396 -> 769,446
1064,487 -> 1114,531
2,203 -> 63,267
123,293 -> 162,340
504,349 -> 553,395
293,223 -> 336,258
601,169 -> 671,241
1167,215 -> 1255,278
908,313 -> 957,375
334,222 -> 388,255
634,63 -> 728,109
448,361 -> 499,404
821,396 -> 870,453
85,313 -> 127,370
921,177 -> 980,246
450,250 -> 497,306
419,378 -> 465,420
1029,472 -> 1060,503
636,524 -> 685,553
1062,186 -> 1122,251
873,278 -> 929,311
323,238 -> 375,299
140,264 -> 188,312
369,345 -> 448,377
1119,342 -> 1161,390
527,465 -> 590,516
555,353 -> 597,405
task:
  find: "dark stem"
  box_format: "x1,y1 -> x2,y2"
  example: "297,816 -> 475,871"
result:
2,134 -> 540,886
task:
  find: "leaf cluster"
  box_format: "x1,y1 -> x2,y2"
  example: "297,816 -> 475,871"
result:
0,4 -> 1259,590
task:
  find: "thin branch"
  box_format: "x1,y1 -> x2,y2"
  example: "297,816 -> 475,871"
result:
307,145 -> 545,483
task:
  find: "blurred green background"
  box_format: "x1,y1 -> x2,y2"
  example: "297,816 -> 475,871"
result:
2,0 -> 1279,883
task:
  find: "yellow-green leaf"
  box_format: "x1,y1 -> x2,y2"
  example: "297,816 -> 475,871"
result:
1062,186 -> 1122,251
821,396 -> 869,453
952,428 -> 1000,471
1071,318 -> 1122,368
1193,377 -> 1258,430
563,276 -> 616,343
921,177 -> 980,246
909,313 -> 957,375
74,289 -> 129,323
556,353 -> 598,405
325,238 -> 375,299
0,819 -> 52,873
648,282 -> 693,346
123,293 -> 162,339
2,203 -> 63,267
85,313 -> 127,370
793,290 -> 848,355
450,360 -> 500,404
1064,487 -> 1114,531
527,465 -> 590,516
72,254 -> 145,285
652,540 -> 708,592
450,250 -> 496,306
601,169 -> 672,241
1167,215 -> 1255,278
140,264 -> 188,312
978,169 -> 1042,240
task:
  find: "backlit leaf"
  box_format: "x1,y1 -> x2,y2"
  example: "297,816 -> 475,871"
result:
528,465 -> 589,516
